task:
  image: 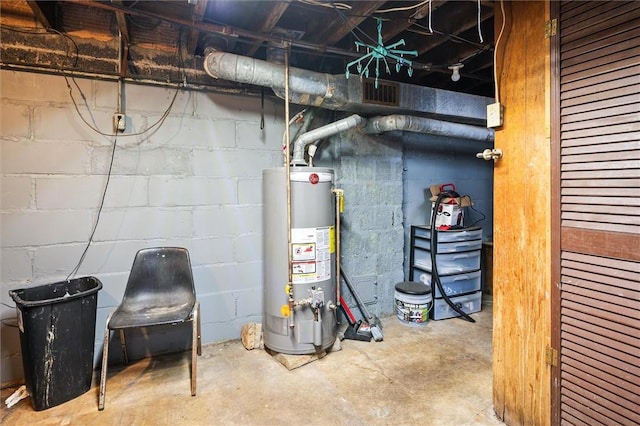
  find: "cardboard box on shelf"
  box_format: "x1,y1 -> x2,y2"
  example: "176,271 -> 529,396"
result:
428,183 -> 472,228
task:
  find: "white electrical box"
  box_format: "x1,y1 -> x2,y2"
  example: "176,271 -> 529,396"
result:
113,113 -> 126,132
486,103 -> 503,128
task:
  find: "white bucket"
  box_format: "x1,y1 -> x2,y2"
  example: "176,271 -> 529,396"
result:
394,281 -> 432,326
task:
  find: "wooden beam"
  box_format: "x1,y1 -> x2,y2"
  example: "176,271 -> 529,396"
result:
244,0 -> 291,57
306,1 -> 386,45
76,0 -> 363,60
26,0 -> 56,30
187,0 -> 208,54
415,3 -> 495,56
381,0 -> 448,42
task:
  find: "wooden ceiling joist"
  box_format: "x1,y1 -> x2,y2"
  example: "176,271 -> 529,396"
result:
307,1 -> 386,45
187,0 -> 208,54
244,0 -> 291,57
26,0 -> 56,30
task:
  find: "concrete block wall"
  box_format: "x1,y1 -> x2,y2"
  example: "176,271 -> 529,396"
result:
0,70 -> 285,383
402,132 -> 494,278
1,69 -> 491,385
317,130 -> 406,317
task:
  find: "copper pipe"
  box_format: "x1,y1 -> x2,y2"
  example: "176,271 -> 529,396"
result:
284,43 -> 294,330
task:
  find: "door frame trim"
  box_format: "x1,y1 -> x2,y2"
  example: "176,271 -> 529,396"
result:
550,1 -> 561,424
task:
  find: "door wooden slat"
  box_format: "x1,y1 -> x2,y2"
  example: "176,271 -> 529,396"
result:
562,25 -> 640,63
562,299 -> 640,331
560,65 -> 640,95
562,314 -> 640,349
561,195 -> 640,206
561,220 -> 638,234
561,203 -> 640,215
561,368 -> 640,411
562,385 -> 640,425
561,251 -> 640,272
562,291 -> 638,322
562,169 -> 640,179
562,104 -> 640,125
562,141 -> 640,155
563,339 -> 640,379
562,131 -> 639,148
562,46 -> 640,78
561,258 -> 640,282
561,112 -> 640,132
561,187 -> 640,197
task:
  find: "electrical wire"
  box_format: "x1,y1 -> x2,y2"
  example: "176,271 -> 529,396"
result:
410,21 -> 485,48
375,0 -> 431,14
465,201 -> 487,228
2,24 -> 180,138
331,3 -> 378,46
4,25 -> 185,278
64,39 -> 185,278
4,24 -> 192,289
494,0 -> 506,102
297,0 -> 352,11
477,0 -> 484,43
65,131 -> 118,281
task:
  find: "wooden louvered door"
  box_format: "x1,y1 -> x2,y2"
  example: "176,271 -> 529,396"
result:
553,1 -> 640,425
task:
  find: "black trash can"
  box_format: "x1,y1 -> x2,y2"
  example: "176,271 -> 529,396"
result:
9,276 -> 102,410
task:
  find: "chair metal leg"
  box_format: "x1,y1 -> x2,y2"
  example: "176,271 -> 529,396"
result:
118,329 -> 129,365
99,311 -> 114,411
196,302 -> 202,356
190,301 -> 199,396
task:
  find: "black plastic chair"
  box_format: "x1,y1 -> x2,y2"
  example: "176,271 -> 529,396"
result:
98,247 -> 201,410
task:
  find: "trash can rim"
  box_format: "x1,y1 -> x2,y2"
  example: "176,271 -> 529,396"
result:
9,276 -> 103,308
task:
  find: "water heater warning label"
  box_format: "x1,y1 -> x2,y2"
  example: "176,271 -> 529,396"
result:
292,243 -> 316,261
291,227 -> 332,284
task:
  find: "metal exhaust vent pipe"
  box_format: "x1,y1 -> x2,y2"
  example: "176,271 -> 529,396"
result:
291,114 -> 366,165
204,50 -> 349,109
362,115 -> 495,142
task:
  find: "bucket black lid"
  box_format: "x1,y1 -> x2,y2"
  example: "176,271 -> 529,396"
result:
395,281 -> 431,295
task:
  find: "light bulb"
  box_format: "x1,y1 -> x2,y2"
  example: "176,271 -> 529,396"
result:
448,64 -> 464,82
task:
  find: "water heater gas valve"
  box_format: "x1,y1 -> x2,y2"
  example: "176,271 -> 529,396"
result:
309,288 -> 325,309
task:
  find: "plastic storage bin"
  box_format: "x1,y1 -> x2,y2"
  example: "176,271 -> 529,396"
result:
413,237 -> 482,253
413,226 -> 483,242
416,270 -> 482,297
412,248 -> 481,275
431,291 -> 482,320
9,277 -> 102,410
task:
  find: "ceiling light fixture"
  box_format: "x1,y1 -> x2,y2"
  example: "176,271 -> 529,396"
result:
448,63 -> 464,82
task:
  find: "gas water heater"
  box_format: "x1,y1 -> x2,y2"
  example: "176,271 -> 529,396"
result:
263,167 -> 338,354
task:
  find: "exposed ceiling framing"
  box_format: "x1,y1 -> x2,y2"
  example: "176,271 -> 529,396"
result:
0,1 -> 496,98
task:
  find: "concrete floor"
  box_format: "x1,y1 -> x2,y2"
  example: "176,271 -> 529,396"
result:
1,299 -> 502,425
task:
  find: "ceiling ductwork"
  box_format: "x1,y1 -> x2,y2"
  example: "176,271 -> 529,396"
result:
290,113 -> 495,166
203,50 -> 491,125
362,115 -> 494,141
204,49 -> 494,167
